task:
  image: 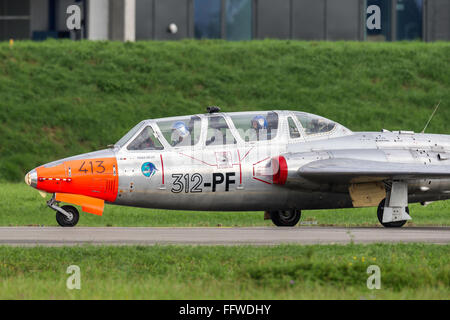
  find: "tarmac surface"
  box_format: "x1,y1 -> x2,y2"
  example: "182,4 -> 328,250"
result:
0,226 -> 449,246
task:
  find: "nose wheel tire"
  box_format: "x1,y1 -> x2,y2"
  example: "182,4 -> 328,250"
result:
377,199 -> 408,228
56,205 -> 79,227
270,210 -> 301,227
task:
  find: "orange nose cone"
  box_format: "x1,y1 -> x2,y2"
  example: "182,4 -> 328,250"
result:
34,157 -> 118,202
25,169 -> 38,188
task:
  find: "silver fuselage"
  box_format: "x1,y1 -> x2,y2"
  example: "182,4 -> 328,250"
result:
108,111 -> 450,211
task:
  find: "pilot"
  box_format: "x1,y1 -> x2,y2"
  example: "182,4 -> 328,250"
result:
311,119 -> 328,133
141,136 -> 155,149
171,121 -> 191,146
248,115 -> 268,141
128,127 -> 157,150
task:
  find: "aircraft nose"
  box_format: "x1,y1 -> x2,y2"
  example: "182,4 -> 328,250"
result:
25,169 -> 37,188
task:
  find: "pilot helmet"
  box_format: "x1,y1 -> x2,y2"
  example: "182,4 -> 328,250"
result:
251,115 -> 268,130
171,121 -> 190,144
312,118 -> 325,128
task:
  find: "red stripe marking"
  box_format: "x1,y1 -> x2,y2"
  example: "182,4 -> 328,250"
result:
253,177 -> 272,185
253,157 -> 270,166
237,149 -> 242,184
241,147 -> 254,161
178,153 -> 216,166
160,154 -> 165,185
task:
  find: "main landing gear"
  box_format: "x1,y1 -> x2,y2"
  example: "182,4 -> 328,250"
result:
376,181 -> 411,228
377,199 -> 409,228
267,210 -> 301,227
47,195 -> 79,227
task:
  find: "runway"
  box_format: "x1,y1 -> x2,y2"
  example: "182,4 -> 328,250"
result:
0,226 -> 449,246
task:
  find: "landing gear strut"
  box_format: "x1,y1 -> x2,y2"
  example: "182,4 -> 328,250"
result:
376,181 -> 412,228
47,195 -> 79,227
268,210 -> 301,227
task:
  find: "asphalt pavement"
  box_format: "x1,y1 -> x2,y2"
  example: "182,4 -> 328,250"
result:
0,226 -> 448,246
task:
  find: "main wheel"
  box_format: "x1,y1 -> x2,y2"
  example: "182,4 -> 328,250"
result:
56,205 -> 79,227
377,199 -> 408,228
270,210 -> 301,227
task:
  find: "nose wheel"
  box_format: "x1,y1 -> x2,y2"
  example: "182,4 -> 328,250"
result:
56,205 -> 79,227
269,210 -> 301,227
47,195 -> 80,227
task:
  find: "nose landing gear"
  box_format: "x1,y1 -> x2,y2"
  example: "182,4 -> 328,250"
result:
47,195 -> 80,227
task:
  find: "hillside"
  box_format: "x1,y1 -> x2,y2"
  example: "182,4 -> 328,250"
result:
0,40 -> 449,181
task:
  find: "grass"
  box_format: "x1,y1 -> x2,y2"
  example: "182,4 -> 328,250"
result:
1,183 -> 449,227
1,41 -> 448,301
0,244 -> 448,299
0,40 -> 449,182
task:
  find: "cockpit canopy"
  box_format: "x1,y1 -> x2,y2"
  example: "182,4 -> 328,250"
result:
115,110 -> 351,150
230,112 -> 279,142
156,115 -> 202,147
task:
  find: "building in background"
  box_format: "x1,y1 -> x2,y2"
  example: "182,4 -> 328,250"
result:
0,0 -> 448,42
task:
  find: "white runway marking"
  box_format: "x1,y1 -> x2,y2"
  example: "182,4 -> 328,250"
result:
0,227 -> 448,246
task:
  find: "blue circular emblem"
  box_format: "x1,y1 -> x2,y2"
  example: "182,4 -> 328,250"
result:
141,162 -> 158,178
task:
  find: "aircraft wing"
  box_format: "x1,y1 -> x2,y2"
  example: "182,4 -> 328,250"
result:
297,158 -> 450,183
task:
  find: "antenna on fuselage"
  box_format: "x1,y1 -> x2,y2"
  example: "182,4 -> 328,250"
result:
421,100 -> 441,134
207,106 -> 221,114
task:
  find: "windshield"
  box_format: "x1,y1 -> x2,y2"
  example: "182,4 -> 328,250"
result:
127,126 -> 164,151
115,121 -> 145,148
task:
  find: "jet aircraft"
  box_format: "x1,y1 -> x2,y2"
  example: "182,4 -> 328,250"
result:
25,107 -> 450,227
